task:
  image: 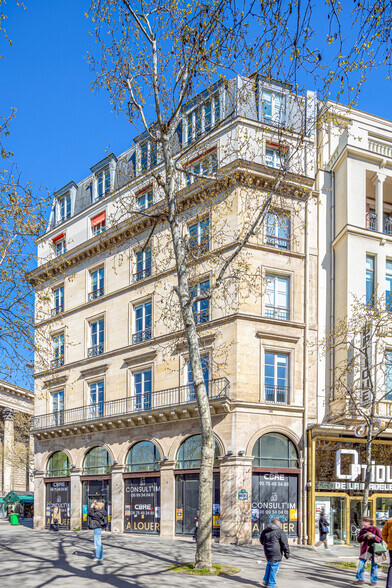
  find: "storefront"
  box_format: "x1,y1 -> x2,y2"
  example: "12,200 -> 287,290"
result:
175,435 -> 221,537
3,490 -> 34,518
309,432 -> 392,545
45,451 -> 71,529
123,441 -> 161,534
81,447 -> 112,530
251,433 -> 300,538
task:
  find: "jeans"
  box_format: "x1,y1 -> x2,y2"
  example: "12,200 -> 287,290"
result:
387,550 -> 392,588
263,561 -> 280,587
356,558 -> 378,583
94,527 -> 103,560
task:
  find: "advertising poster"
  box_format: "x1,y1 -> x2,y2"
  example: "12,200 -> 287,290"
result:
45,481 -> 71,529
251,473 -> 298,538
124,477 -> 160,534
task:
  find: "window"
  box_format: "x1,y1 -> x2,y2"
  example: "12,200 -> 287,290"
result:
186,92 -> 221,145
186,356 -> 209,401
54,238 -> 66,257
260,89 -> 284,124
126,441 -> 160,472
386,260 -> 392,311
366,255 -> 375,306
176,434 -> 219,469
52,333 -> 64,369
265,275 -> 290,320
83,447 -> 111,475
186,150 -> 217,186
188,218 -> 209,254
134,247 -> 152,282
89,267 -> 104,300
89,380 -> 104,418
264,352 -> 289,403
266,210 -> 290,250
140,140 -> 157,173
137,188 -> 153,211
52,390 -> 64,426
58,193 -> 71,223
252,433 -> 298,468
89,318 -> 104,357
386,351 -> 392,401
265,146 -> 286,169
47,451 -> 69,477
52,286 -> 64,316
96,167 -> 110,200
190,279 -> 210,324
91,212 -> 106,236
133,368 -> 152,411
133,301 -> 152,344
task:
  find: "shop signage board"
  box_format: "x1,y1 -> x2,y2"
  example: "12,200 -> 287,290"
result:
252,473 -> 298,537
45,481 -> 70,529
124,477 -> 160,534
238,489 -> 248,501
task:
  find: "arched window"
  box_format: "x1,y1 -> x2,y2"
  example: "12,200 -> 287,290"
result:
47,451 -> 69,477
126,441 -> 161,472
252,433 -> 298,468
176,434 -> 220,469
83,446 -> 111,475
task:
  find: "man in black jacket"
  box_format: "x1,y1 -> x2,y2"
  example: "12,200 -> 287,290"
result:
259,518 -> 290,588
87,500 -> 108,562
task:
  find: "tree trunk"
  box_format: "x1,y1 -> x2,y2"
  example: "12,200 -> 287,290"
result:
363,421 -> 374,517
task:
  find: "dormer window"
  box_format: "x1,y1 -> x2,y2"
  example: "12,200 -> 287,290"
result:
58,192 -> 71,223
259,88 -> 285,124
90,153 -> 117,203
186,91 -> 221,145
96,167 -> 110,200
140,140 -> 157,173
53,181 -> 76,226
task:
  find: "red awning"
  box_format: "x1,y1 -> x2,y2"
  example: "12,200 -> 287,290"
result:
91,211 -> 106,227
52,232 -> 65,243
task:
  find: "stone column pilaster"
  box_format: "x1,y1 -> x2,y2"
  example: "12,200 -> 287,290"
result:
2,409 -> 15,494
33,472 -> 45,529
159,459 -> 175,538
70,469 -> 82,530
374,173 -> 386,233
219,455 -> 254,545
111,467 -> 124,534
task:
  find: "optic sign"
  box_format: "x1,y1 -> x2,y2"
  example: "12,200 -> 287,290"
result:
334,448 -> 392,490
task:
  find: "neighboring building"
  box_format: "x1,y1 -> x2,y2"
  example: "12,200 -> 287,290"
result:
312,104 -> 392,545
28,75 -> 320,543
0,379 -> 34,517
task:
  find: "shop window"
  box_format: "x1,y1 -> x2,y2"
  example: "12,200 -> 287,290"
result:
252,433 -> 298,468
125,441 -> 161,472
176,434 -> 219,469
83,446 -> 112,475
265,210 -> 290,250
47,451 -> 69,477
124,477 -> 160,534
82,479 -> 111,531
45,481 -> 70,530
175,472 -> 220,537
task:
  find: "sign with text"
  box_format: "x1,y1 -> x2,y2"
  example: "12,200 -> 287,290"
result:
251,473 -> 298,538
45,481 -> 70,530
124,477 -> 160,534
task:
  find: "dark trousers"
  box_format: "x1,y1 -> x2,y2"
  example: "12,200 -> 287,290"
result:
387,550 -> 392,588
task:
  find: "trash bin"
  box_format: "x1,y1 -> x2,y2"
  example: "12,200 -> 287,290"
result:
9,513 -> 19,525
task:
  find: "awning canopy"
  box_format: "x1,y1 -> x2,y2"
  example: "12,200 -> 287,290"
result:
91,211 -> 106,227
3,491 -> 34,504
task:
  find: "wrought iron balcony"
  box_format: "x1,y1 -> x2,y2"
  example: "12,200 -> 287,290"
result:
265,234 -> 290,250
51,304 -> 64,317
265,384 -> 289,404
366,213 -> 392,235
265,306 -> 290,321
88,287 -> 104,301
132,327 -> 152,345
133,267 -> 152,282
193,307 -> 210,325
88,343 -> 104,357
32,377 -> 231,432
51,356 -> 64,369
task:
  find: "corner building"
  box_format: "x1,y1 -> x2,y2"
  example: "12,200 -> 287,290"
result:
29,76 -> 319,543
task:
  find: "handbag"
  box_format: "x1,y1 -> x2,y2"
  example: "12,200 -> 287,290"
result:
373,540 -> 388,554
322,525 -> 329,533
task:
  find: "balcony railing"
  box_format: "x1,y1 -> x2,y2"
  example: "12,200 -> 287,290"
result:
32,377 -> 230,431
265,306 -> 290,321
88,343 -> 104,357
265,384 -> 289,404
265,234 -> 290,250
51,356 -> 64,369
133,267 -> 152,282
132,327 -> 152,345
366,213 -> 392,235
193,307 -> 210,325
88,287 -> 104,301
51,304 -> 64,317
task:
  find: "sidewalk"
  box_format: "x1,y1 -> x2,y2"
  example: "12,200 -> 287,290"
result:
0,521 -> 385,587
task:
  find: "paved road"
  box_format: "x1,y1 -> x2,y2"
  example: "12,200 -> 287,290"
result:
0,521 -> 387,587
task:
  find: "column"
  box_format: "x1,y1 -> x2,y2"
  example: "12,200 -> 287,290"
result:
33,472 -> 45,529
28,434 -> 35,492
374,173 -> 386,233
2,409 -> 14,494
159,459 -> 176,538
70,469 -> 82,530
219,455 -> 254,545
111,467 -> 124,534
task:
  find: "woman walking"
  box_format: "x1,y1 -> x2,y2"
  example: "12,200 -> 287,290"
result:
354,516 -> 382,586
87,500 -> 107,562
314,509 -> 330,550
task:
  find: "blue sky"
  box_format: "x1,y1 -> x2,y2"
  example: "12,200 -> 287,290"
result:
1,1 -> 392,196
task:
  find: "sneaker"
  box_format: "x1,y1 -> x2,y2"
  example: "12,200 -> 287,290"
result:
312,545 -> 318,551
353,581 -> 364,586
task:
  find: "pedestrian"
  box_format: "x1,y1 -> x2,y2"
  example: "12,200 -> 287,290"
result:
259,517 -> 290,588
354,516 -> 382,586
50,505 -> 61,532
381,515 -> 392,588
87,500 -> 107,562
314,509 -> 330,550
